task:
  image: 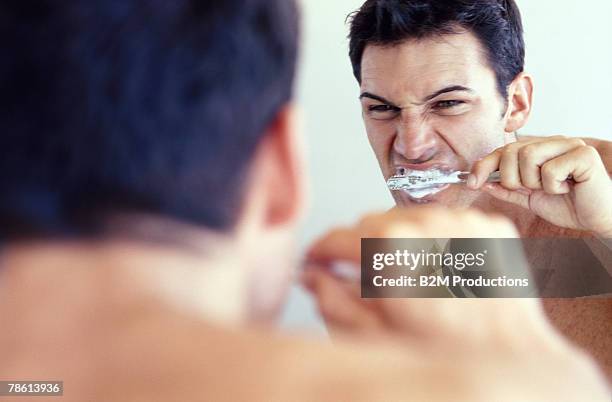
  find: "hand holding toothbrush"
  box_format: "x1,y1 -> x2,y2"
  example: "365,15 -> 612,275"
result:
469,136 -> 612,238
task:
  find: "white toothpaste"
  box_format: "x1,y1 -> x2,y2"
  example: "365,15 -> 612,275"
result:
404,184 -> 446,199
387,168 -> 461,199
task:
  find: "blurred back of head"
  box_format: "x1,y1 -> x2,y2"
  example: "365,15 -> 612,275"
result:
0,0 -> 299,241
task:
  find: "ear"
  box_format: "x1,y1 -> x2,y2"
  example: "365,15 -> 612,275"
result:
243,104 -> 307,229
504,72 -> 534,133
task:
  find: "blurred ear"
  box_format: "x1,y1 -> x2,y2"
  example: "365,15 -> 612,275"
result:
504,72 -> 534,133
243,104 -> 307,230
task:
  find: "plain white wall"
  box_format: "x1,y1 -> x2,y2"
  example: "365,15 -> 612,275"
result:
280,0 -> 612,331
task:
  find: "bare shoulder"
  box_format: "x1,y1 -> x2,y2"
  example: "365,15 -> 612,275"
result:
154,321 -> 609,402
0,298 -> 607,401
542,297 -> 612,382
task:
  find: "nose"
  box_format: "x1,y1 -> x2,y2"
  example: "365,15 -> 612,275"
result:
393,113 -> 438,162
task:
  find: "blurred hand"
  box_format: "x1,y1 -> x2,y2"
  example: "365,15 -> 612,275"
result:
302,207 -> 531,342
470,136 -> 612,237
301,207 -> 609,400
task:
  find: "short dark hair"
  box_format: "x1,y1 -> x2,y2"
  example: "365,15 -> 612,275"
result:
348,0 -> 524,97
0,0 -> 299,240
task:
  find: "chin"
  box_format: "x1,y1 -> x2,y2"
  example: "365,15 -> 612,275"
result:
393,186 -> 475,208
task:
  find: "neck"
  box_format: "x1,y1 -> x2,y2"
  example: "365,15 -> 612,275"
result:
0,238 -> 249,329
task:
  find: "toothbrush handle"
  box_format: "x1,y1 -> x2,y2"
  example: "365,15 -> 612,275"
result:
486,171 -> 502,183
457,171 -> 501,183
458,171 -> 575,185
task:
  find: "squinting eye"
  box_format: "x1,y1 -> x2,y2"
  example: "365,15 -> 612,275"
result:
434,100 -> 464,109
366,104 -> 401,120
368,105 -> 396,112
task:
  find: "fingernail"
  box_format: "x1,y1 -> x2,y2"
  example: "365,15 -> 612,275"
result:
467,174 -> 477,189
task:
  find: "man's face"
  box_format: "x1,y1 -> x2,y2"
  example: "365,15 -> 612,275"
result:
359,31 -> 511,207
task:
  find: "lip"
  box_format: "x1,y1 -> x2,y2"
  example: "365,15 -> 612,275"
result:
397,183 -> 450,204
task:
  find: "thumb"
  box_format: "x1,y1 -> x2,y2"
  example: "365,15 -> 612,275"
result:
483,183 -> 531,210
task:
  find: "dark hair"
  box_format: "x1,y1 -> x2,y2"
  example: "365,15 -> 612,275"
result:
0,0 -> 299,240
348,0 -> 524,97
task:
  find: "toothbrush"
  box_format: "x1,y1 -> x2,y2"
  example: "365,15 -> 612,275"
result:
387,169 -> 502,191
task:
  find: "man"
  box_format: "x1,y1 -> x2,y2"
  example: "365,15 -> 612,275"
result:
0,0 -> 608,400
304,0 -> 612,379
346,0 -> 611,228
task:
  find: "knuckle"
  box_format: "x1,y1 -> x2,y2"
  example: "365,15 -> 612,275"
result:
580,145 -> 599,159
550,134 -> 566,140
540,162 -> 555,178
519,145 -> 538,162
472,160 -> 490,176
503,146 -> 518,157
501,176 -> 520,190
472,158 -> 484,170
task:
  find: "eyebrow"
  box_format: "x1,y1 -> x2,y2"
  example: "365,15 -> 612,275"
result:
359,92 -> 399,107
422,85 -> 474,102
359,85 -> 474,107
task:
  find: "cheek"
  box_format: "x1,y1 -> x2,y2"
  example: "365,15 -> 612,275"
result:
436,110 -> 506,163
365,121 -> 396,165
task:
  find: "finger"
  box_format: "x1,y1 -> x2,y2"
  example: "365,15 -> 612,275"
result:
540,146 -> 601,195
517,134 -> 567,143
482,183 -> 531,210
303,269 -> 381,333
470,148 -> 502,189
518,138 -> 586,190
470,138 -> 571,190
563,145 -> 606,183
499,143 -> 523,190
540,162 -> 569,194
302,267 -> 359,296
306,227 -> 360,264
517,135 -> 540,142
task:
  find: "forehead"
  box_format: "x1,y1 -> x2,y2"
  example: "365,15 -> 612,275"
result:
360,31 -> 496,100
